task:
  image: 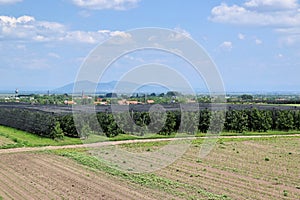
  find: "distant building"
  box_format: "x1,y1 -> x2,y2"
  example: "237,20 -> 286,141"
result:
94,101 -> 107,105
127,100 -> 139,105
118,100 -> 127,105
64,100 -> 76,105
147,99 -> 155,104
94,98 -> 108,105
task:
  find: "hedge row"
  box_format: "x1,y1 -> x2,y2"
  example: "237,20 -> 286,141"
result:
1,107 -> 300,139
0,107 -> 58,138
61,109 -> 300,137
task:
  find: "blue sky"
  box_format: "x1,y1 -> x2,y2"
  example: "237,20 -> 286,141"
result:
0,0 -> 300,92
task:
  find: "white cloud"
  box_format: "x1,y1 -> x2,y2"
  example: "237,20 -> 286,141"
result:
210,1 -> 300,45
0,0 -> 22,5
275,27 -> 300,45
71,0 -> 140,10
48,52 -> 60,59
168,27 -> 191,41
219,41 -> 233,51
255,38 -> 262,45
238,33 -> 245,40
110,31 -> 131,38
210,3 -> 300,26
244,0 -> 298,10
0,15 -> 129,44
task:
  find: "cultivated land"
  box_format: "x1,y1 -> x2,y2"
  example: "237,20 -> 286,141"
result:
0,132 -> 299,199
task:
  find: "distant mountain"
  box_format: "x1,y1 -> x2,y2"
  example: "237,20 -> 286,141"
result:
52,80 -> 170,94
52,80 -> 93,94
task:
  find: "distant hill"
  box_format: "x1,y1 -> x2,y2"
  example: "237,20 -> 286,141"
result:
52,80 -> 170,94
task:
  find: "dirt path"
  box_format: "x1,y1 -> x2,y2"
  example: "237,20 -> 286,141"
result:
0,134 -> 299,154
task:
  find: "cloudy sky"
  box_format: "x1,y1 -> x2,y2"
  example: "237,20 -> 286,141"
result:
1,0 -> 300,92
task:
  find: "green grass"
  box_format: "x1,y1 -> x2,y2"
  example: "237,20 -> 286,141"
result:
281,104 -> 300,107
0,125 -> 83,148
219,130 -> 300,137
1,124 -> 299,149
50,148 -> 230,200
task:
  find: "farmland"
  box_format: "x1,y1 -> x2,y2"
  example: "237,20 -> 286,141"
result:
0,103 -> 299,199
0,135 -> 299,199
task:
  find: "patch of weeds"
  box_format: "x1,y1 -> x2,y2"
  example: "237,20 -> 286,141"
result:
283,190 -> 288,197
188,196 -> 197,200
296,186 -> 300,189
196,159 -> 202,163
51,149 -> 229,200
265,157 -> 270,161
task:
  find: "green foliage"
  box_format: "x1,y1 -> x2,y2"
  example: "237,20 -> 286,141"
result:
80,124 -> 92,139
50,121 -> 64,140
97,113 -> 124,137
159,111 -> 177,135
275,110 -> 294,131
198,109 -> 211,133
180,111 -> 199,134
247,109 -> 272,132
0,125 -> 82,148
225,110 -> 248,133
209,111 -> 225,134
1,105 -> 300,139
59,115 -> 78,137
264,157 -> 270,161
239,94 -> 253,101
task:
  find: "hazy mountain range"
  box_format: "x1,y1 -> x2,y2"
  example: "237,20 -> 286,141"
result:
52,80 -> 172,94
2,80 -> 300,95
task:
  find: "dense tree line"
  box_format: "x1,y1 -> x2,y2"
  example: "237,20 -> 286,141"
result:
0,107 -> 62,139
58,109 -> 300,137
1,107 -> 300,139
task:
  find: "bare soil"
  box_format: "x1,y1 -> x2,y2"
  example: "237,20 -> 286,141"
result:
0,135 -> 299,199
0,153 -> 174,200
155,137 -> 300,199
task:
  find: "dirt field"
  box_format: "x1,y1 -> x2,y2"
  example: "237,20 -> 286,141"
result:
0,136 -> 299,199
0,153 -> 174,200
117,136 -> 300,199
155,137 -> 300,199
